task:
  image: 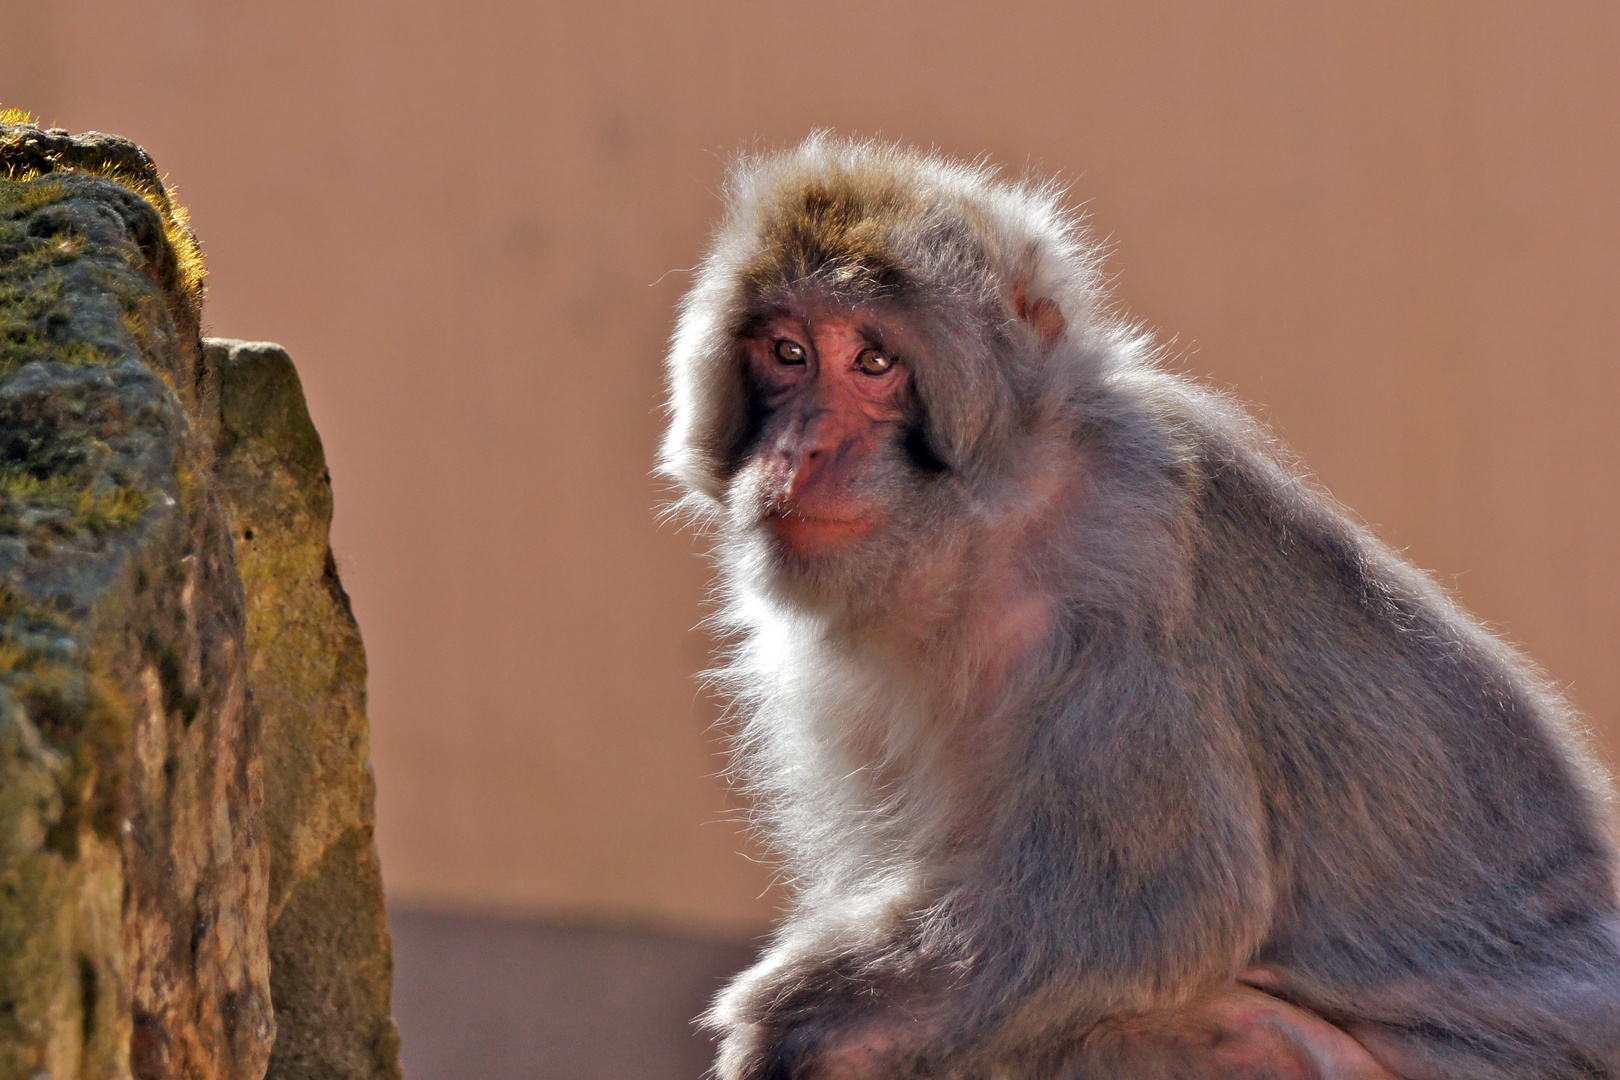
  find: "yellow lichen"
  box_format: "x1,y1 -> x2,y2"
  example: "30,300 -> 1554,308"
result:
120,307 -> 152,349
0,174 -> 69,216
78,487 -> 151,534
0,639 -> 30,672
0,263 -> 117,373
0,143 -> 207,310
0,467 -> 152,537
154,178 -> 207,304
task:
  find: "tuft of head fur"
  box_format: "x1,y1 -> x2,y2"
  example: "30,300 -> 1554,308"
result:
659,133 -> 1139,514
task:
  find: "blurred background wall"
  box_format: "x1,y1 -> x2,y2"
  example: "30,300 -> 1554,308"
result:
4,2 -> 1617,1076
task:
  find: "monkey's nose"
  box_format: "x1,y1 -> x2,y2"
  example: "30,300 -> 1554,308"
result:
783,444 -> 830,501
773,421 -> 840,497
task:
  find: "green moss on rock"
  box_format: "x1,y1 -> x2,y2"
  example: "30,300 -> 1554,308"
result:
0,120 -> 272,1080
0,122 -> 399,1080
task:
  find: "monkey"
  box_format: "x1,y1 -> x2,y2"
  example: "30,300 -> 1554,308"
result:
658,134 -> 1620,1079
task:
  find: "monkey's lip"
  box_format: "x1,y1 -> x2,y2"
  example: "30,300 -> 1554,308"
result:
763,509 -> 879,549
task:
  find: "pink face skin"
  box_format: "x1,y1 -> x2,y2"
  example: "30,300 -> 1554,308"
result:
745,312 -> 913,559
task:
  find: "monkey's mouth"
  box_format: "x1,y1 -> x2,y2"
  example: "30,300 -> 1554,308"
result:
763,508 -> 879,554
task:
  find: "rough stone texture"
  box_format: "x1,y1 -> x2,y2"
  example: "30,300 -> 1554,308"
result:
0,120 -> 400,1080
208,339 -> 402,1080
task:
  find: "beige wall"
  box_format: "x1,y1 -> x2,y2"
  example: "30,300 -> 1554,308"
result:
4,1 -> 1616,937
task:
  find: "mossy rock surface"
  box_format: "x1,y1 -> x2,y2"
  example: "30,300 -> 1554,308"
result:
209,339 -> 402,1080
0,121 -> 399,1080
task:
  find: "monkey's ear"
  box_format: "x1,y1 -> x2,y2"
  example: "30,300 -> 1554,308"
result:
1011,280 -> 1066,353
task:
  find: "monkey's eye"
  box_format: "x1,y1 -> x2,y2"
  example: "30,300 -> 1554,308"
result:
774,339 -> 807,365
854,348 -> 894,376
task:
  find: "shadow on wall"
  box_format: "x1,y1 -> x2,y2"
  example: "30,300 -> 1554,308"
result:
390,909 -> 758,1080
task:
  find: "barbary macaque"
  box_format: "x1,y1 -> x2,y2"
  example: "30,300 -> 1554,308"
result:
659,135 -> 1620,1079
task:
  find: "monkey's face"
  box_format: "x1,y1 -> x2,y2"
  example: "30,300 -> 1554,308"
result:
725,300 -> 953,609
747,312 -> 907,553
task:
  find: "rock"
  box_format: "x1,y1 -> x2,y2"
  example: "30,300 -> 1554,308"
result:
209,339 -> 402,1080
0,119 -> 268,1080
0,120 -> 400,1079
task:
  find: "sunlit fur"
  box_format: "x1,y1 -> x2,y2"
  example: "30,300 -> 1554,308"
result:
661,135 -> 1620,1079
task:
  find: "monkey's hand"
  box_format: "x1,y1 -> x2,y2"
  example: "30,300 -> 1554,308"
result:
715,1014 -> 925,1080
1084,984 -> 1400,1080
708,946 -> 938,1080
